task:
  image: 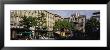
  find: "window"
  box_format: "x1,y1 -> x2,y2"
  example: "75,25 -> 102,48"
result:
82,19 -> 83,21
80,24 -> 83,27
75,18 -> 77,21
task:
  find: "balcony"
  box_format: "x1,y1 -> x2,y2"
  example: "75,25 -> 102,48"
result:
73,22 -> 79,24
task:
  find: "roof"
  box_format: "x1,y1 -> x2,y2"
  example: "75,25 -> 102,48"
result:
64,17 -> 70,19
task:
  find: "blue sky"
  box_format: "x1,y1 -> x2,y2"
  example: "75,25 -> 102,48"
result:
47,10 -> 100,19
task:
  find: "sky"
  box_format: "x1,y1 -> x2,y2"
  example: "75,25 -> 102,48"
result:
47,10 -> 100,19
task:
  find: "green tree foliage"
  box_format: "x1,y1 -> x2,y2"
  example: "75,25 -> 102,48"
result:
54,20 -> 74,31
19,16 -> 38,30
19,13 -> 47,30
37,13 -> 47,29
85,17 -> 100,39
86,17 -> 100,32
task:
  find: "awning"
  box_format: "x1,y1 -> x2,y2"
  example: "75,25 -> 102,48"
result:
21,32 -> 32,36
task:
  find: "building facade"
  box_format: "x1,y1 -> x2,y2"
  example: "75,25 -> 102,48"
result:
69,12 -> 86,32
10,10 -> 57,31
10,10 -> 62,39
54,14 -> 62,21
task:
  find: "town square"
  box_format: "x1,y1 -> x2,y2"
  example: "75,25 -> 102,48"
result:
10,10 -> 100,40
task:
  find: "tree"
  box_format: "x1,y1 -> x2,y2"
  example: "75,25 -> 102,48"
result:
19,12 -> 47,30
19,16 -> 38,30
53,20 -> 74,31
36,13 -> 47,30
69,21 -> 75,31
85,17 -> 100,40
34,13 -> 47,38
